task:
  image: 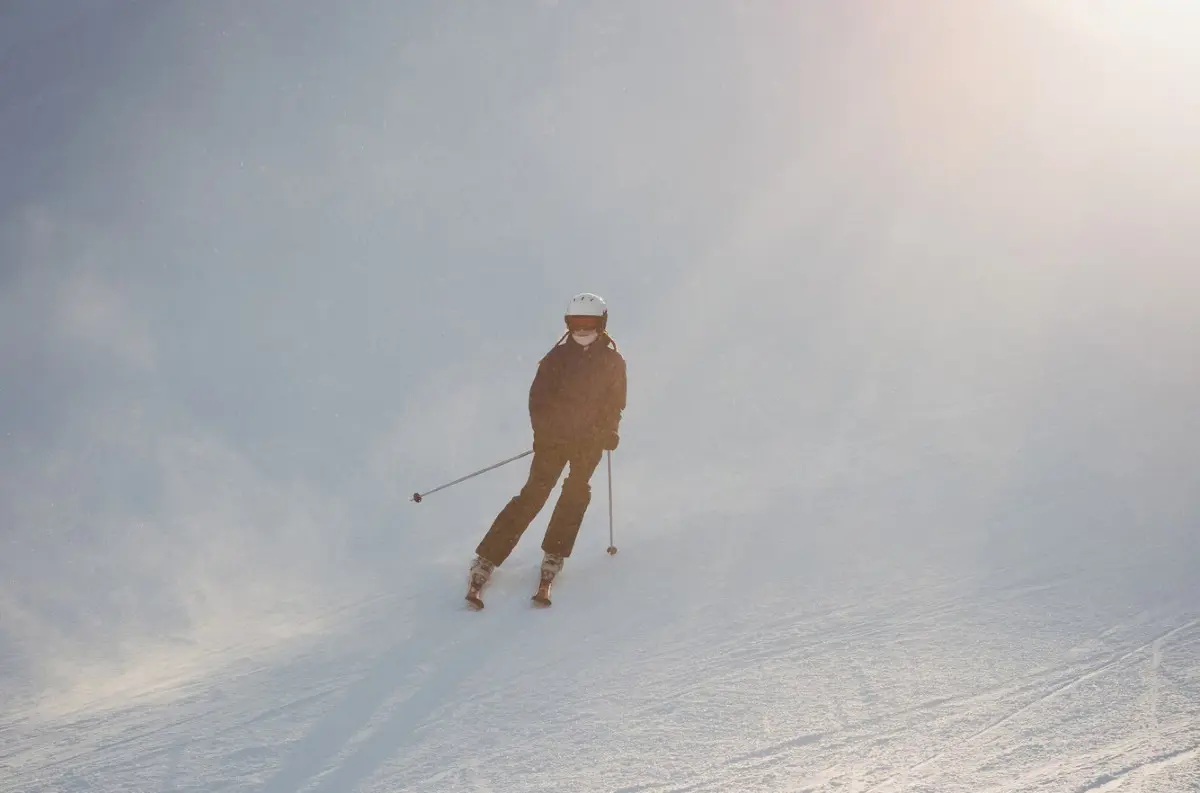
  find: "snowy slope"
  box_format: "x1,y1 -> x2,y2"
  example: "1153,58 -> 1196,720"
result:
3,2 -> 1200,792
2,505 -> 1197,793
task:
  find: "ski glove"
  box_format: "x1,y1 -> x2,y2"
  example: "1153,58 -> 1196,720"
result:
600,429 -> 620,451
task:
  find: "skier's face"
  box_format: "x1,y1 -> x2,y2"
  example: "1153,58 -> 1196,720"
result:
566,315 -> 602,347
571,330 -> 599,347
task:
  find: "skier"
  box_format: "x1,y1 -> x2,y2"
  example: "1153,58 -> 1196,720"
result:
466,293 -> 626,608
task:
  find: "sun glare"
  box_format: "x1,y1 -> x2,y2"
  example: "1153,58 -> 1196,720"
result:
1037,0 -> 1200,61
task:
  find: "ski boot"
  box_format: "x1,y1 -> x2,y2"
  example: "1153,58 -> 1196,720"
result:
465,556 -> 495,610
532,553 -> 564,607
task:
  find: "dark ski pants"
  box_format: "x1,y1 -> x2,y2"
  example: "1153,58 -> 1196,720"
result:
475,442 -> 604,566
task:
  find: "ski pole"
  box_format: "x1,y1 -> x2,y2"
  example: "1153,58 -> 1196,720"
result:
606,450 -> 617,555
411,449 -> 533,503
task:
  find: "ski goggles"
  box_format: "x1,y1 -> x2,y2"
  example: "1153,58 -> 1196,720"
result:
566,315 -> 603,332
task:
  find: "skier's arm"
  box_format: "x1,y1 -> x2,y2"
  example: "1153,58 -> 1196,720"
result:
528,354 -> 558,439
600,355 -> 627,435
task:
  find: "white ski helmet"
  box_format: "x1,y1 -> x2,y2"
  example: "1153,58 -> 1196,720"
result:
565,292 -> 608,331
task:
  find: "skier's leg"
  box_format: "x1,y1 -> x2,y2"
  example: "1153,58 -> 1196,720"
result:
541,445 -> 604,559
465,556 -> 494,608
468,556 -> 494,588
475,446 -> 568,566
532,551 -> 564,606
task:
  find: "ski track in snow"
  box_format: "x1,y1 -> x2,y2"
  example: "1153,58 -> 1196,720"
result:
858,619 -> 1200,793
2,558 -> 1197,793
1077,746 -> 1199,792
2,559 -> 1198,792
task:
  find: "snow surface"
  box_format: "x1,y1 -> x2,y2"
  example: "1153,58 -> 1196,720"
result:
2,508 -> 1198,792
3,2 -> 1200,791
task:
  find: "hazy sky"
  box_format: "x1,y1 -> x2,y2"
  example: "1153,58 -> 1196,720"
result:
3,1 -> 1199,702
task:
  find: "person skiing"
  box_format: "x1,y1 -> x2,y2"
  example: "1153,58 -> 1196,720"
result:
466,293 -> 626,609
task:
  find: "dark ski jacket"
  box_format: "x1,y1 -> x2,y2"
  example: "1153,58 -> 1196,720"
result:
529,334 -> 626,447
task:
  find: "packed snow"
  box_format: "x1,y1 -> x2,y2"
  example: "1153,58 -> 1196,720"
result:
3,496 -> 1197,791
